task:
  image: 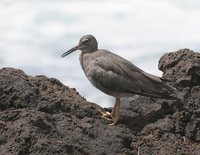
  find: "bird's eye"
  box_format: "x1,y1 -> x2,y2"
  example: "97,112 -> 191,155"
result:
84,39 -> 89,43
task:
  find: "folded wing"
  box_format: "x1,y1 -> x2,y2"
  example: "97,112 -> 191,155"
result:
90,51 -> 176,99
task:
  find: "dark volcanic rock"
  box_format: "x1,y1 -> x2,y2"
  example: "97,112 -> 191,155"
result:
0,68 -> 135,155
0,48 -> 200,155
159,49 -> 200,110
159,48 -> 200,88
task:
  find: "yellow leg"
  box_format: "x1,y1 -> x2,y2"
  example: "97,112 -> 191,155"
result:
111,99 -> 118,115
99,97 -> 120,125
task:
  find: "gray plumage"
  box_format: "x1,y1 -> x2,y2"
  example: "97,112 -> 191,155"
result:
81,50 -> 176,99
61,34 -> 177,125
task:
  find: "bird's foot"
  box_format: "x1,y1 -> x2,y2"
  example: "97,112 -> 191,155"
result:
98,109 -> 115,120
98,109 -> 118,125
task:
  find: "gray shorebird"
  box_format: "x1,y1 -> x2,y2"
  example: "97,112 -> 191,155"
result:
61,34 -> 177,125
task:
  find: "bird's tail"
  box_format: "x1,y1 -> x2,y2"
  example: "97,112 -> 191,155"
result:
146,79 -> 179,100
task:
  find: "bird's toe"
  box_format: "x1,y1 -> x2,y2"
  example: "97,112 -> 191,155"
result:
98,109 -> 114,119
98,109 -> 119,125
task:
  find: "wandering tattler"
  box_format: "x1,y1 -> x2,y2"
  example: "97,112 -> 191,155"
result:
61,34 -> 177,125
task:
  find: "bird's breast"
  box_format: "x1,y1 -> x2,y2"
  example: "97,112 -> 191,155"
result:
80,53 -> 98,83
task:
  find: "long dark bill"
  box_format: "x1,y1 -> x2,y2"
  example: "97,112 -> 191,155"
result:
61,45 -> 79,58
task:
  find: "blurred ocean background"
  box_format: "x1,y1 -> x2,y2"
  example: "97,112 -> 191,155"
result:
1,0 -> 200,107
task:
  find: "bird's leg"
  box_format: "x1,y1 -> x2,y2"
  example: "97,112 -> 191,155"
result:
111,99 -> 118,116
99,97 -> 121,125
109,98 -> 120,125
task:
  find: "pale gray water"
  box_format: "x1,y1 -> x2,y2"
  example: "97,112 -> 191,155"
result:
0,0 -> 200,107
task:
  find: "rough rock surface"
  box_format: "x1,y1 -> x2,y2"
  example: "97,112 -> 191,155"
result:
0,48 -> 200,155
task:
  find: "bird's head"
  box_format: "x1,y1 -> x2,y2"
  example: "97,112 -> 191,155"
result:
61,34 -> 98,58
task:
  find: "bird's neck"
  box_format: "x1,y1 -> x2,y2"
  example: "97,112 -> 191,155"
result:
81,47 -> 98,54
79,52 -> 87,68
79,49 -> 97,73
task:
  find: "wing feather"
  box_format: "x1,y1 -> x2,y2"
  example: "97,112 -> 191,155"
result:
90,51 -> 175,99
